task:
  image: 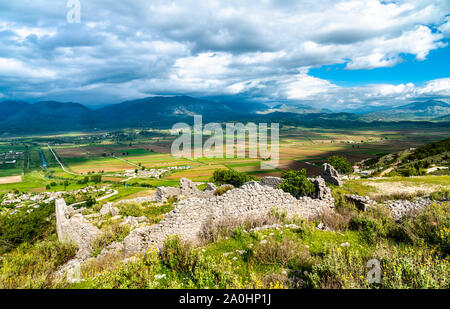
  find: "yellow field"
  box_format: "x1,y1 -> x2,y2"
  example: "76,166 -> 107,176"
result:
166,164 -> 230,180
122,189 -> 156,200
124,154 -> 196,168
68,160 -> 135,173
0,175 -> 22,184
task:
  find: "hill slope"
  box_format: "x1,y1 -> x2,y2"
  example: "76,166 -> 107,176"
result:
359,100 -> 450,121
363,137 -> 450,176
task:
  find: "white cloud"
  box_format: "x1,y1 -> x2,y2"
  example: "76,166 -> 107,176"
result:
438,16 -> 450,36
0,0 -> 449,108
0,58 -> 56,79
284,71 -> 338,100
419,78 -> 450,96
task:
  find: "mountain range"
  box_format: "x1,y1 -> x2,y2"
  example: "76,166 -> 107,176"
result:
358,100 -> 450,121
0,97 -> 448,133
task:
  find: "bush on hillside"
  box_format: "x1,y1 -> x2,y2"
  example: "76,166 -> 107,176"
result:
387,203 -> 450,257
0,239 -> 77,289
210,169 -> 255,187
160,236 -> 197,274
406,138 -> 450,161
326,156 -> 354,174
214,185 -> 234,196
91,223 -> 130,257
396,166 -> 426,177
90,174 -> 102,183
277,169 -> 315,198
0,202 -> 55,253
118,202 -> 144,217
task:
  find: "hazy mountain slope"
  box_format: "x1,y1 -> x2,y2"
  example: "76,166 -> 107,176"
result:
0,101 -> 31,122
260,103 -> 325,114
433,114 -> 450,122
1,101 -> 97,131
0,96 -> 270,132
359,100 -> 450,121
97,96 -> 267,127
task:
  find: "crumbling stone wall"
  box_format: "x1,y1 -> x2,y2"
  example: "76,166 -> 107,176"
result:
155,178 -> 214,202
259,176 -> 284,188
55,198 -> 100,258
121,181 -> 334,253
321,163 -> 343,186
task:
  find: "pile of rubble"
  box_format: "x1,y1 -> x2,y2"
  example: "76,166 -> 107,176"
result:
344,194 -> 377,211
344,194 -> 438,220
386,197 -> 435,220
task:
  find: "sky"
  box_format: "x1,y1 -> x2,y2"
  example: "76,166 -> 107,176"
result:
0,0 -> 449,111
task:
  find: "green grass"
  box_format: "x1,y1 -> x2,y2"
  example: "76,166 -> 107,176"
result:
0,165 -> 23,177
333,180 -> 377,196
102,186 -> 150,202
0,171 -> 47,193
126,178 -> 180,188
373,175 -> 450,186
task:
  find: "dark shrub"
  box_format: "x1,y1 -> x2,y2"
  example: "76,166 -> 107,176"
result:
90,174 -> 102,183
210,169 -> 254,187
327,156 -> 354,174
214,185 -> 234,196
278,169 -> 315,198
84,196 -> 96,208
349,215 -> 385,243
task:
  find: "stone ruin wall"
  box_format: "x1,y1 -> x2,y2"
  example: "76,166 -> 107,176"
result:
120,181 -> 334,253
56,164 -> 342,257
55,198 -> 100,259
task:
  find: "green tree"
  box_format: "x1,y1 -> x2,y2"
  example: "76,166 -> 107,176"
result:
404,166 -> 418,177
277,169 -> 315,198
90,174 -> 102,183
327,156 -> 354,174
210,169 -> 255,187
85,196 -> 96,208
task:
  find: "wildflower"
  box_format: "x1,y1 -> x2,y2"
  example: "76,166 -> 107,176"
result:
154,274 -> 166,280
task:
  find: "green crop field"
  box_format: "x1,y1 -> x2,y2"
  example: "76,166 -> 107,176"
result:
0,127 -> 448,193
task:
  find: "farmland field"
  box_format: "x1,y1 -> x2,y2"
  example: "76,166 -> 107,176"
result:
0,126 -> 448,192
0,176 -> 22,184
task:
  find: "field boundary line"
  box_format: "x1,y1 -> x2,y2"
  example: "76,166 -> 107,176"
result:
47,144 -> 82,176
112,155 -> 141,168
